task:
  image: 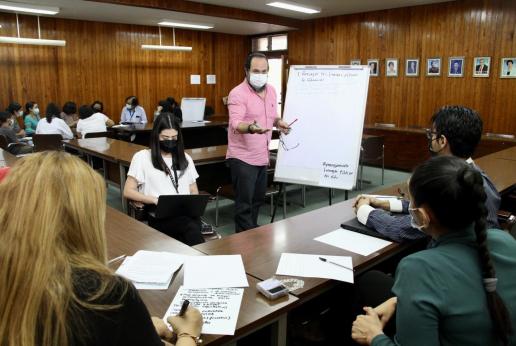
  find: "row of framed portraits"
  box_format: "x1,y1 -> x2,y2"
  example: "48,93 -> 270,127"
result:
351,57 -> 516,78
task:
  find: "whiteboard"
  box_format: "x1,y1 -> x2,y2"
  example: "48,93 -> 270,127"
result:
274,65 -> 370,190
181,98 -> 206,121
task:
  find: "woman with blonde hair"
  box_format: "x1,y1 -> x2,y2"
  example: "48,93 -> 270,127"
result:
0,152 -> 202,345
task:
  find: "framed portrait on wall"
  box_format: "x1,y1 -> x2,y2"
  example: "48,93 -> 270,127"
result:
426,58 -> 441,76
386,58 -> 398,77
448,57 -> 464,77
367,59 -> 379,76
405,59 -> 419,77
350,59 -> 361,65
500,58 -> 516,78
473,56 -> 490,77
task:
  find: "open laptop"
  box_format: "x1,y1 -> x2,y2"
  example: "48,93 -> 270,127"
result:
149,194 -> 210,219
340,217 -> 394,241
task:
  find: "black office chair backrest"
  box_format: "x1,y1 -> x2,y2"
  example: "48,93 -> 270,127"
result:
0,134 -> 8,150
32,134 -> 63,152
84,131 -> 114,139
361,136 -> 385,162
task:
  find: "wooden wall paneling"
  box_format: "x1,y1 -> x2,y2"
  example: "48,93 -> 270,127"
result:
0,13 -> 249,122
288,0 -> 516,135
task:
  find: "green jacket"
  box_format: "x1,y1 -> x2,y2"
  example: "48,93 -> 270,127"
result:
372,227 -> 516,346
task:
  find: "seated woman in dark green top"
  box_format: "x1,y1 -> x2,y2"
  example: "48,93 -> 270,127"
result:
352,156 -> 516,346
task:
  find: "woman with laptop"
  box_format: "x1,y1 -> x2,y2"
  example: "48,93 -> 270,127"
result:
123,112 -> 205,246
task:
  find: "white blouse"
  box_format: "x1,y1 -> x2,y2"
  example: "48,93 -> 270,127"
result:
127,149 -> 198,197
35,117 -> 74,139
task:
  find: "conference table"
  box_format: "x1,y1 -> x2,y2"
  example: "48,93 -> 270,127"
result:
490,145 -> 516,162
194,196 -> 422,301
194,144 -> 516,303
105,207 -> 299,346
110,120 -> 229,148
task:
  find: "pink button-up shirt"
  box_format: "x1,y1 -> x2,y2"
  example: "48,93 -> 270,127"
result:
226,80 -> 278,166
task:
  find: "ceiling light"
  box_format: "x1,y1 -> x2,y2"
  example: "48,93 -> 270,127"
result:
158,21 -> 213,30
0,1 -> 59,15
267,1 -> 320,14
141,26 -> 192,52
0,15 -> 65,47
141,45 -> 192,51
0,36 -> 65,45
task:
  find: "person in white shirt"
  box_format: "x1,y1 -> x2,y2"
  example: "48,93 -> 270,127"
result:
120,96 -> 147,124
91,100 -> 105,114
123,113 -> 204,246
76,105 -> 114,138
36,103 -> 74,140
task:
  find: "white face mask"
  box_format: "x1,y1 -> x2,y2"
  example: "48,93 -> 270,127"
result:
33,108 -> 40,115
154,111 -> 160,117
126,104 -> 133,110
18,110 -> 23,117
249,73 -> 268,90
408,203 -> 427,233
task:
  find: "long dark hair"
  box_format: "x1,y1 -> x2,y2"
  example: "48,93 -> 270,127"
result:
149,112 -> 188,176
45,103 -> 61,123
24,101 -> 36,119
6,102 -> 21,115
410,156 -> 513,345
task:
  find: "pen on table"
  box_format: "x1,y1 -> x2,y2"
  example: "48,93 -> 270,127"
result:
319,257 -> 354,271
179,299 -> 190,316
288,118 -> 298,127
108,254 -> 126,264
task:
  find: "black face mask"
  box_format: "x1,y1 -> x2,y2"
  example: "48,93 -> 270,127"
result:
160,139 -> 178,153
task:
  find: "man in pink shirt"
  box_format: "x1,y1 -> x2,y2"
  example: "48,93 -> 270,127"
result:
227,52 -> 290,232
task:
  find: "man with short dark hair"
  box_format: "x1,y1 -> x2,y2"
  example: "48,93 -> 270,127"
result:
353,106 -> 501,242
226,52 -> 290,232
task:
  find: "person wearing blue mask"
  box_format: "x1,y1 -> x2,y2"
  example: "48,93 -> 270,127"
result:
23,101 -> 40,137
352,106 -> 501,243
351,156 -> 516,346
120,96 -> 147,124
123,113 -> 203,246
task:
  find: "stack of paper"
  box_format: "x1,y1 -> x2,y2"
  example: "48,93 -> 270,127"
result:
276,253 -> 354,283
116,250 -> 186,290
163,286 -> 244,335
